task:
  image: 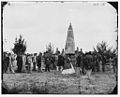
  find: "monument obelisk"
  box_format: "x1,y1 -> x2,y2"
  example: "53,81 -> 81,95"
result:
65,23 -> 75,55
64,23 -> 76,69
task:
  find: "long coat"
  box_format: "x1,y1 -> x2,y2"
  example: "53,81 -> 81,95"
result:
37,55 -> 42,67
22,55 -> 26,72
57,55 -> 65,66
84,54 -> 93,70
16,55 -> 23,72
76,55 -> 83,67
3,56 -> 9,73
45,57 -> 51,66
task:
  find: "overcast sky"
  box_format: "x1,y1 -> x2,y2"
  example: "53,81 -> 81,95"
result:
3,2 -> 117,53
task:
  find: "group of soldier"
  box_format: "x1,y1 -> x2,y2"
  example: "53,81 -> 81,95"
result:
76,51 -> 117,74
2,51 -> 66,74
2,49 -> 117,75
3,52 -> 42,73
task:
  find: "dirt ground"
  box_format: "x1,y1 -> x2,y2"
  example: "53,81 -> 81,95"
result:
3,70 -> 116,94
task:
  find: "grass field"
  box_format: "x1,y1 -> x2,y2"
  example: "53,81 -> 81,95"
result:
3,70 -> 116,94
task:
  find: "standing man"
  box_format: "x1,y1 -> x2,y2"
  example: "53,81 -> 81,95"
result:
16,54 -> 23,73
6,53 -> 15,73
11,54 -> 17,72
32,53 -> 37,71
21,54 -> 26,72
57,53 -> 65,71
76,52 -> 84,75
76,53 -> 81,75
102,54 -> 106,72
27,54 -> 32,73
37,52 -> 42,72
54,54 -> 58,69
3,52 -> 9,73
84,52 -> 93,78
45,52 -> 51,72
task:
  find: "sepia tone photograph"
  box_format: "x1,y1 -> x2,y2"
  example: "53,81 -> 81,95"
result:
1,1 -> 118,94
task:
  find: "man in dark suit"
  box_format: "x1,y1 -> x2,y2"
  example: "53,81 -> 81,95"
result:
76,52 -> 84,74
45,56 -> 51,72
37,52 -> 42,72
57,54 -> 65,71
16,54 -> 23,73
3,52 -> 9,73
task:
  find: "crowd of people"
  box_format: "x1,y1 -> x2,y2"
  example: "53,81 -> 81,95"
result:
2,48 -> 118,94
2,51 -> 63,74
2,48 -> 117,75
76,50 -> 117,74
